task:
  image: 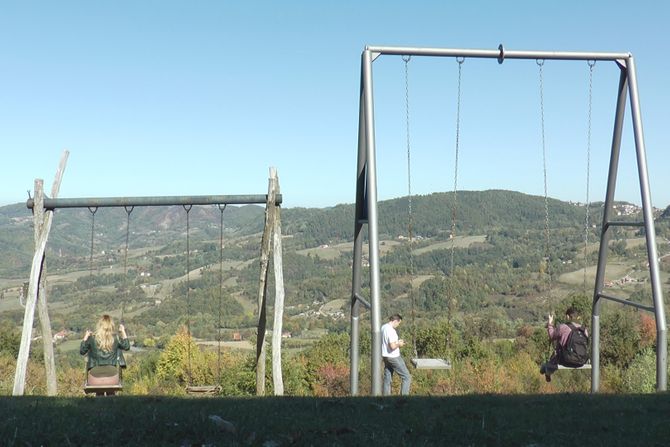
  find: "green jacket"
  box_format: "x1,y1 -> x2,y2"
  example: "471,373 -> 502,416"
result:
80,335 -> 130,370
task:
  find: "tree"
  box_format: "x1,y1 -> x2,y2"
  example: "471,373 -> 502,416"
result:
0,322 -> 20,357
601,310 -> 642,369
155,326 -> 214,386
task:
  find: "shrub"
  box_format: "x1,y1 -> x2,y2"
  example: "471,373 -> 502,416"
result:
621,348 -> 656,393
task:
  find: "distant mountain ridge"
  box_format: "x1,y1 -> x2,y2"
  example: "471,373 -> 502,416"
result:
0,190 -> 644,279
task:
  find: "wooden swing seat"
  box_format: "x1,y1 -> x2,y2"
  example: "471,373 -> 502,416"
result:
84,368 -> 123,396
186,385 -> 222,395
411,358 -> 452,370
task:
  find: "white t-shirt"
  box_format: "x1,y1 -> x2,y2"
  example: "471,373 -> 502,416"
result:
381,322 -> 400,358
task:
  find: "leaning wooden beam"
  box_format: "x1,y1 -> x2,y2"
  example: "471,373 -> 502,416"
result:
13,150 -> 68,396
255,168 -> 275,396
270,168 -> 285,396
37,150 -> 69,395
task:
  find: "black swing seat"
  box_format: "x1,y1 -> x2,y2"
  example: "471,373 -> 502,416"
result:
411,358 -> 452,370
84,366 -> 123,396
186,385 -> 222,395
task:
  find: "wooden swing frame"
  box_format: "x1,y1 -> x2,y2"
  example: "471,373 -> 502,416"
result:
12,158 -> 286,398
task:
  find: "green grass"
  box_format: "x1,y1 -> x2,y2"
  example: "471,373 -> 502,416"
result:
413,235 -> 487,255
2,394 -> 669,446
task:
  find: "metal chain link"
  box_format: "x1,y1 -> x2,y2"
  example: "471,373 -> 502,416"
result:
123,206 -> 134,275
88,207 -> 98,276
402,55 -> 418,358
451,57 -> 464,277
217,203 -> 227,386
183,204 -> 193,386
584,60 -> 595,293
447,57 -> 465,322
403,55 -> 413,258
537,59 -> 552,298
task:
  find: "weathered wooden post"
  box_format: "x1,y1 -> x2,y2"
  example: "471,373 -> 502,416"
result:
13,150 -> 68,396
256,167 -> 284,395
270,168 -> 285,395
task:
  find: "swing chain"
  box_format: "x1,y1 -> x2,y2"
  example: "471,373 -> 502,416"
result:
584,60 -> 595,291
451,57 -> 464,277
123,206 -> 134,275
88,207 -> 98,276
402,54 -> 418,358
217,203 -> 227,385
450,57 -> 466,320
183,204 -> 193,386
537,59 -> 552,298
404,54 -> 413,255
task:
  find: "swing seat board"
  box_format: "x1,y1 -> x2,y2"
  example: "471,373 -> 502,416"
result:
84,383 -> 123,395
186,385 -> 222,394
411,358 -> 452,370
557,364 -> 592,370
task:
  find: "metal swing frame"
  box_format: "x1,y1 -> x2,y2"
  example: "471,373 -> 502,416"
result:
350,44 -> 666,396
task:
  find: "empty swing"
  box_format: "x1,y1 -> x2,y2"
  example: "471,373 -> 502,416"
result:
184,204 -> 226,395
401,54 -> 457,370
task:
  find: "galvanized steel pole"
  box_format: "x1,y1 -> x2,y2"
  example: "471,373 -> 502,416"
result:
365,45 -> 631,62
350,55 -> 369,396
27,194 -> 281,210
627,56 -> 667,391
592,66 -> 628,392
363,48 -> 384,396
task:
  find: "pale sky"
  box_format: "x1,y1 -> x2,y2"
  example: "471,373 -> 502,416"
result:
1,1 -> 668,209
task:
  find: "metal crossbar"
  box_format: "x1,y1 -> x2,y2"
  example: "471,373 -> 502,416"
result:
365,45 -> 630,62
27,194 -> 282,210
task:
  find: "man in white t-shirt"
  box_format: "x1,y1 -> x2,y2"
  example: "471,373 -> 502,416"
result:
381,313 -> 411,395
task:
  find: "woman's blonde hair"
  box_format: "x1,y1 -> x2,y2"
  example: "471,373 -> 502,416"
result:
94,314 -> 115,352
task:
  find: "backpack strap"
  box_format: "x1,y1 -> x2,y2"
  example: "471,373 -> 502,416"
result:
567,322 -> 587,334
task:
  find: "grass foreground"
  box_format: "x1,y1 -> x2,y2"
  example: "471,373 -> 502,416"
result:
1,393 -> 668,446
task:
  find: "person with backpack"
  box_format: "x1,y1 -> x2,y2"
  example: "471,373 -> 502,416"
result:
540,306 -> 589,382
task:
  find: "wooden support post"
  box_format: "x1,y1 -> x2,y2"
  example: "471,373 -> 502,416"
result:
255,168 -> 276,395
39,151 -> 68,395
270,168 -> 285,396
13,150 -> 68,396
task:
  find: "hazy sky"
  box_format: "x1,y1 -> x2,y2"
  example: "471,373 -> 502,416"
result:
1,1 -> 668,209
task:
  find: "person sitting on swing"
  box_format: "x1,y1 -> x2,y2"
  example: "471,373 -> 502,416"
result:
540,306 -> 588,382
80,314 -> 130,387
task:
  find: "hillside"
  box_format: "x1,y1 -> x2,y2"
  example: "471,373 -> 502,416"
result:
2,190 -> 670,400
0,190 -> 667,342
0,189 -> 616,278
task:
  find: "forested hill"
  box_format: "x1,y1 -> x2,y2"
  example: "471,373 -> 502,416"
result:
0,189 -> 650,278
284,190 -> 602,246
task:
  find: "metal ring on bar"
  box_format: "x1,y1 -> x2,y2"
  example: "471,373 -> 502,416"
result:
456,56 -> 465,65
402,55 -> 411,63
588,59 -> 596,68
536,58 -> 545,67
497,44 -> 505,64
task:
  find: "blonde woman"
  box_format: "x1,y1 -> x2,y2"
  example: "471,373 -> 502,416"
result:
80,314 -> 130,388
